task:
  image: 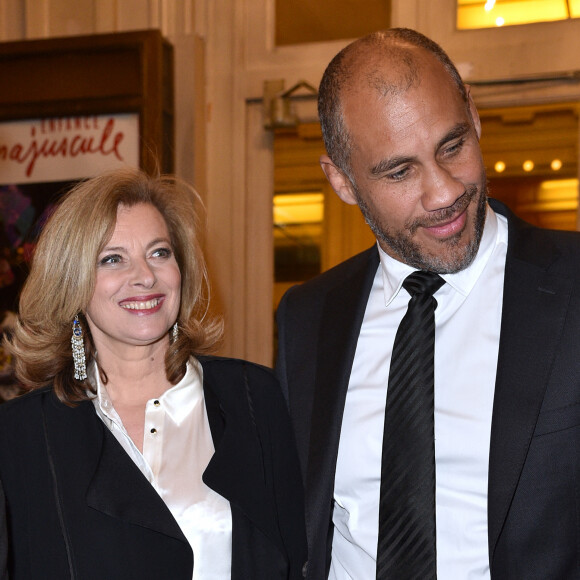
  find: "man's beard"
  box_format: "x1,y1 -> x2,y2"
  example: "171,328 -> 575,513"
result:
354,174 -> 488,274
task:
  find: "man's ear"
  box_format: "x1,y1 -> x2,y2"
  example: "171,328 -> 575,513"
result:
465,84 -> 482,140
320,155 -> 358,205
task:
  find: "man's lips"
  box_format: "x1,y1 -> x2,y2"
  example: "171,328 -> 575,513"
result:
410,186 -> 477,238
423,210 -> 467,238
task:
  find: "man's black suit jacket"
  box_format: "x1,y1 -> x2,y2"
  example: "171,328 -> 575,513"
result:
276,199 -> 580,579
0,356 -> 307,579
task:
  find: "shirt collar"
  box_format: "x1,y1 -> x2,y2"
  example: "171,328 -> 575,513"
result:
91,357 -> 204,427
379,203 -> 504,306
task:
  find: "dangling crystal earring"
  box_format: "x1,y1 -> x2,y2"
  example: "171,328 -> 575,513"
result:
172,322 -> 179,343
71,315 -> 87,381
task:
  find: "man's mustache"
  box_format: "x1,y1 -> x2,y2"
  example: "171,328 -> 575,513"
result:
409,185 -> 479,233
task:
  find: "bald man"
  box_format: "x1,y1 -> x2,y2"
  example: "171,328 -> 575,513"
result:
276,28 -> 580,579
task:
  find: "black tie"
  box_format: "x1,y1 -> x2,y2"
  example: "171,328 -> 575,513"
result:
376,271 -> 445,580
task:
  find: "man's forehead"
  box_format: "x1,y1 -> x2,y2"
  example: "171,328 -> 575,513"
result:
342,73 -> 472,157
341,49 -> 460,125
349,48 -> 445,94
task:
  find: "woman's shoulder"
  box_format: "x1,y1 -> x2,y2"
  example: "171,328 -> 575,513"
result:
0,385 -> 92,428
0,385 -> 53,417
196,355 -> 285,409
0,387 -> 57,455
197,355 -> 276,384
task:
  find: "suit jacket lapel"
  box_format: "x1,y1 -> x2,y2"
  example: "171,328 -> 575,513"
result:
487,201 -> 572,559
306,247 -> 379,562
201,362 -> 286,556
38,396 -> 188,543
86,413 -> 188,543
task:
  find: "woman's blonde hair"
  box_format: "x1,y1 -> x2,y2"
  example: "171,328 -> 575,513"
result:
6,168 -> 222,403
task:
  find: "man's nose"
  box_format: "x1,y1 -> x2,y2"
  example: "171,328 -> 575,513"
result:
421,163 -> 466,212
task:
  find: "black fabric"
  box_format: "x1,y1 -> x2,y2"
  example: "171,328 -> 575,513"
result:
377,271 -> 444,579
0,480 -> 6,580
276,199 -> 580,579
0,356 -> 307,580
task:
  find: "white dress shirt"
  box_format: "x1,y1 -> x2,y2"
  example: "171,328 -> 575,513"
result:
92,358 -> 232,580
329,206 -> 508,580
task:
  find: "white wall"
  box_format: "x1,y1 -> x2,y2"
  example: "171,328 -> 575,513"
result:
3,0 -> 580,363
220,0 -> 580,363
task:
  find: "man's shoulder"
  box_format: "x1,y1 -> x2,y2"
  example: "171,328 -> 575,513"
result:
490,197 -> 580,262
285,245 -> 378,302
197,356 -> 290,429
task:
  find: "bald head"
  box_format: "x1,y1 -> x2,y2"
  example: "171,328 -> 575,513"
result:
318,28 -> 468,177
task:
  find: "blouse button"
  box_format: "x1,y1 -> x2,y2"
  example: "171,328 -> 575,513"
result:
153,400 -> 160,406
150,428 -> 157,434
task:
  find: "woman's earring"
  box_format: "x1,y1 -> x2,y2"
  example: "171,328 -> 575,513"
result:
71,315 -> 87,381
172,322 -> 179,343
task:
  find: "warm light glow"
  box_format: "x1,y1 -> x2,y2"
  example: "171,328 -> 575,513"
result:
523,160 -> 534,172
457,0 -> 579,30
517,179 -> 579,213
494,161 -> 506,173
538,178 -> 578,194
551,159 -> 563,171
273,193 -> 324,225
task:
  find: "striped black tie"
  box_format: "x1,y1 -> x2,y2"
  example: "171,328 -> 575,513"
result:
376,270 -> 445,580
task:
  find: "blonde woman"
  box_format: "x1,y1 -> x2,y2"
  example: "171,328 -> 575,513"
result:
0,168 -> 306,579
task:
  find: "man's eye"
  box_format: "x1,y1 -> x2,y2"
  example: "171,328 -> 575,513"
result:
387,167 -> 410,181
444,138 -> 465,156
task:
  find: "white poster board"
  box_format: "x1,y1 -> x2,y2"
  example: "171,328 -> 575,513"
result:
0,113 -> 139,184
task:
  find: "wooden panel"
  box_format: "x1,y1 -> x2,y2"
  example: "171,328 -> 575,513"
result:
322,181 -> 375,271
489,176 -> 578,230
0,30 -> 174,173
0,50 -> 142,104
274,103 -> 580,281
275,0 -> 391,45
479,103 -> 579,178
274,122 -> 375,279
274,125 -> 327,192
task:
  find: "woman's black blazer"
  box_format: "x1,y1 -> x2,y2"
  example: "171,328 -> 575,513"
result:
0,356 -> 307,579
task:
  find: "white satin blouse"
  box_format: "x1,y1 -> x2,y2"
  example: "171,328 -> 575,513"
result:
91,358 -> 232,579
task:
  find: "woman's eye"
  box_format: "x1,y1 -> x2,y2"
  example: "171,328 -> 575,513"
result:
99,254 -> 122,265
152,247 -> 172,259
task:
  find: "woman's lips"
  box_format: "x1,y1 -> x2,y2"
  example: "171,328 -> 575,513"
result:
119,296 -> 164,313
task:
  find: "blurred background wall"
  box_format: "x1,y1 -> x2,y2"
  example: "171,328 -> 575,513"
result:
1,0 -> 580,365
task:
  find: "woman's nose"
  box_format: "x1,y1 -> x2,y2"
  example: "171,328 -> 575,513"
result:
129,259 -> 156,287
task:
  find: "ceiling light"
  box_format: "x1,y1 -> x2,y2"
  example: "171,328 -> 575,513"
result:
551,159 -> 563,171
494,161 -> 506,173
523,160 -> 534,172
